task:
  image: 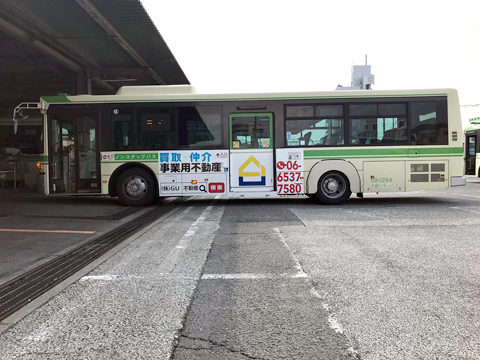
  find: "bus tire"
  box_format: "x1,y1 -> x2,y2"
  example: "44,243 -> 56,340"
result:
116,168 -> 157,207
315,171 -> 351,205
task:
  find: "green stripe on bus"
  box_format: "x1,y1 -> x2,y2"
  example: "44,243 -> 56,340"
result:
41,95 -> 71,103
113,153 -> 158,161
23,155 -> 48,162
304,147 -> 463,159
101,161 -> 158,164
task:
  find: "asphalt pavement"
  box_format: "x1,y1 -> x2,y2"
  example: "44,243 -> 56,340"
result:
0,179 -> 479,359
0,190 -> 146,284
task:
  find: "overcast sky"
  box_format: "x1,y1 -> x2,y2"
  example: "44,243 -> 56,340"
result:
140,0 -> 480,127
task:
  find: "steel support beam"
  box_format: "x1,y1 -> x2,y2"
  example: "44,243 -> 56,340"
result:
0,15 -> 116,94
75,0 -> 166,85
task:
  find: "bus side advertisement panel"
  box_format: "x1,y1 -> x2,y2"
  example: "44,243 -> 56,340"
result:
275,149 -> 305,195
158,150 -> 229,196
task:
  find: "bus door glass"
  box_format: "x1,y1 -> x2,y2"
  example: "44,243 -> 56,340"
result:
49,117 -> 74,193
76,114 -> 100,192
229,113 -> 275,193
466,133 -> 477,175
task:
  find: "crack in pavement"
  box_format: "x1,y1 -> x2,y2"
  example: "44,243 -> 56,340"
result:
175,334 -> 267,360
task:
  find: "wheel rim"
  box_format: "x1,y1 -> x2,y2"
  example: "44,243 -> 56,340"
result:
321,174 -> 346,199
123,175 -> 148,200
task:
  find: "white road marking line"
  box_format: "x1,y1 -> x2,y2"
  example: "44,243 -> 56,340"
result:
80,205 -> 214,282
80,275 -> 122,281
80,274 -> 198,281
273,227 -> 349,336
310,288 -> 344,334
174,205 -> 212,249
201,273 -> 308,280
273,227 -> 305,275
162,205 -> 214,272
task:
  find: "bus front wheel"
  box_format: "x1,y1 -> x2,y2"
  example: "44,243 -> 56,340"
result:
315,171 -> 351,205
116,168 -> 157,207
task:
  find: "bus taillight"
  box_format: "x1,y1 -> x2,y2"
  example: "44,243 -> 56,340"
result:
36,161 -> 41,170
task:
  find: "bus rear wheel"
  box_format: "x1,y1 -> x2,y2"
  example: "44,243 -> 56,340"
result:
316,171 -> 351,205
116,168 -> 157,207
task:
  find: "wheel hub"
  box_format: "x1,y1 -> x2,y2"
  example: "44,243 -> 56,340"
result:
125,176 -> 147,199
325,179 -> 339,193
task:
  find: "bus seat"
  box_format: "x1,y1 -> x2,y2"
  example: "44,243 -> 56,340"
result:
326,131 -> 342,145
299,131 -> 312,145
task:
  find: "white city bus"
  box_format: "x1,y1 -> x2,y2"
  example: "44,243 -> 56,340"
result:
14,86 -> 466,206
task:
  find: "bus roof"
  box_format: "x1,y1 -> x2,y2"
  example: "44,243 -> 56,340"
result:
40,86 -> 457,106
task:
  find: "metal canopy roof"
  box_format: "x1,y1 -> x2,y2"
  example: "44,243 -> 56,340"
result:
0,0 -> 189,117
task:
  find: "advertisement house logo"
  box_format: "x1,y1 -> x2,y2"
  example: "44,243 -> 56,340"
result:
239,155 -> 265,186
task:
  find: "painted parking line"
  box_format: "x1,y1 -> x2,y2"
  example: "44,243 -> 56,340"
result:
201,273 -> 308,280
0,229 -> 95,234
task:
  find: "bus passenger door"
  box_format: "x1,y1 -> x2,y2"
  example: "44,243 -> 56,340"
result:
229,113 -> 275,193
75,114 -> 100,192
465,134 -> 477,175
49,118 -> 74,193
48,113 -> 100,193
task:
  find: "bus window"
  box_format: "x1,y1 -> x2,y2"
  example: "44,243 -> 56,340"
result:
138,107 -> 177,150
350,118 -> 407,145
77,115 -> 98,180
349,103 -> 407,145
285,104 -> 344,147
286,119 -> 344,146
231,116 -> 271,149
286,105 -> 314,117
178,106 -> 222,149
113,109 -> 134,150
469,137 -> 476,156
410,101 -> 448,145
